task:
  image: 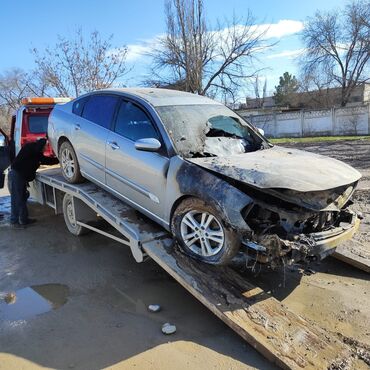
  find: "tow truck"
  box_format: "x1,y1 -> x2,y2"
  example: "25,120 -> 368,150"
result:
0,97 -> 71,189
0,97 -> 366,369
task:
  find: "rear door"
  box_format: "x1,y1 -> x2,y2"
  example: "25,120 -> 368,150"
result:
73,95 -> 119,185
105,100 -> 169,220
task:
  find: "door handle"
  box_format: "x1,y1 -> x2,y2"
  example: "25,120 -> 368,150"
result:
74,124 -> 81,131
108,141 -> 120,150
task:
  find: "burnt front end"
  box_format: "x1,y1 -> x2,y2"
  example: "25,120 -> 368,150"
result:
239,182 -> 360,268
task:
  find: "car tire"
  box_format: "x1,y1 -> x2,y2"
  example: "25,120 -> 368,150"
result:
62,194 -> 89,236
171,197 -> 241,265
59,141 -> 84,183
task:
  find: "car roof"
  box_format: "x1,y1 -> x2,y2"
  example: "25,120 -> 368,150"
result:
98,88 -> 222,107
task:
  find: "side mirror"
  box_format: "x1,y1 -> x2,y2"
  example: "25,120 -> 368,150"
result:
135,138 -> 161,152
257,128 -> 265,136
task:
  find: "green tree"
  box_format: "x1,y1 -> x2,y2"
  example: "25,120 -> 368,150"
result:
273,72 -> 299,107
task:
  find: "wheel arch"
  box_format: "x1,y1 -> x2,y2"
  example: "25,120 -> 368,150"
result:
170,194 -> 199,227
171,160 -> 254,233
57,136 -> 71,154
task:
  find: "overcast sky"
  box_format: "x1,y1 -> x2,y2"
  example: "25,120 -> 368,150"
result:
0,0 -> 348,98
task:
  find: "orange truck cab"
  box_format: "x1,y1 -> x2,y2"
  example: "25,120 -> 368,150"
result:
0,97 -> 71,188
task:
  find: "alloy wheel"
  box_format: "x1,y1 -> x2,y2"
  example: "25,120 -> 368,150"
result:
180,210 -> 225,257
61,148 -> 75,179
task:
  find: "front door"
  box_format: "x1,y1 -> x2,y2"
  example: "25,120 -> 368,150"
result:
105,100 -> 169,222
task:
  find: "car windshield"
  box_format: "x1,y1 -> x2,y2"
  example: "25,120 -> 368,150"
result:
156,104 -> 270,158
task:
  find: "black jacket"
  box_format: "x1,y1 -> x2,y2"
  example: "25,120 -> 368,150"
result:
11,141 -> 58,182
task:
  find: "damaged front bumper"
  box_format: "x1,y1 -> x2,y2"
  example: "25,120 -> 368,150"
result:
305,212 -> 360,260
242,211 -> 360,267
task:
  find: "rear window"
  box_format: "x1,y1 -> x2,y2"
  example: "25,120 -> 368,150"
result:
72,96 -> 89,116
82,95 -> 119,129
28,116 -> 49,134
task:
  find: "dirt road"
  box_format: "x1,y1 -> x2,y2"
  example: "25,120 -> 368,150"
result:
0,139 -> 369,370
0,185 -> 275,369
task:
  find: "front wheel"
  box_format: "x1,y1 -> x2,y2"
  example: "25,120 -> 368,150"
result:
59,141 -> 84,184
171,198 -> 241,265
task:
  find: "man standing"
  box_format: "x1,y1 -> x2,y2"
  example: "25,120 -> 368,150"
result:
9,138 -> 58,228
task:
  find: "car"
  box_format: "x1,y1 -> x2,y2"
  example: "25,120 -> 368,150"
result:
48,88 -> 361,267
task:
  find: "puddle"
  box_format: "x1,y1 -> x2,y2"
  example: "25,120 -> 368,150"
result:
0,195 -> 11,224
0,284 -> 69,321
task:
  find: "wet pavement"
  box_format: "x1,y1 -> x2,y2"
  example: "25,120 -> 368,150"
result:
0,284 -> 69,321
0,195 -> 10,225
0,199 -> 275,370
0,141 -> 369,369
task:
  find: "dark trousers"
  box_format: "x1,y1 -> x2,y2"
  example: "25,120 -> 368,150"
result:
9,169 -> 29,224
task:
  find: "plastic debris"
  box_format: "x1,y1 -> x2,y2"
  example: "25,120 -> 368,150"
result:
148,304 -> 161,313
162,323 -> 176,335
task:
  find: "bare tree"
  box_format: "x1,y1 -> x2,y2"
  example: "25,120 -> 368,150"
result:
301,0 -> 370,106
0,69 -> 39,110
148,0 -> 270,101
0,68 -> 50,131
33,29 -> 129,97
251,75 -> 267,108
298,70 -> 336,108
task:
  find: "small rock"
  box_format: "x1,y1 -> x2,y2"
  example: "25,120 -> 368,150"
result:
4,292 -> 16,304
148,304 -> 161,313
162,323 -> 176,335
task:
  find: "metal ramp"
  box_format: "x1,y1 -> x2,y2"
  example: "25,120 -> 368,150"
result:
143,239 -> 356,370
34,168 -> 167,262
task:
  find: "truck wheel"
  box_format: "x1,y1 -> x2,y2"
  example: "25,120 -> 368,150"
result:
59,141 -> 84,183
171,198 -> 241,265
63,194 -> 88,236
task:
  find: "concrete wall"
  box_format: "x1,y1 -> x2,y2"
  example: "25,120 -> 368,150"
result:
241,104 -> 370,138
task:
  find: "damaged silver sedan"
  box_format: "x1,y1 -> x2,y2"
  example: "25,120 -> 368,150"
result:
48,88 -> 361,267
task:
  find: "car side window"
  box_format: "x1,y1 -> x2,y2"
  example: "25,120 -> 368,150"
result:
114,101 -> 160,141
82,95 -> 119,129
72,96 -> 89,116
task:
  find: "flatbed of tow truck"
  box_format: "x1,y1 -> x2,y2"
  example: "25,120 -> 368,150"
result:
29,167 -> 367,369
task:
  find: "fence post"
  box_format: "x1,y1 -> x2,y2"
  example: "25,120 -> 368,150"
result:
300,110 -> 304,137
273,112 -> 278,137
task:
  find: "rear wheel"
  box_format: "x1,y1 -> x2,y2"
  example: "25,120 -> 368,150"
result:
171,198 -> 241,265
62,194 -> 88,236
59,141 -> 84,183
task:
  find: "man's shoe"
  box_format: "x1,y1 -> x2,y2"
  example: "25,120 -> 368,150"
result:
20,218 -> 37,226
11,223 -> 26,229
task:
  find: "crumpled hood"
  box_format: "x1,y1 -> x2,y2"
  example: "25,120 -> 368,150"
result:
188,146 -> 361,192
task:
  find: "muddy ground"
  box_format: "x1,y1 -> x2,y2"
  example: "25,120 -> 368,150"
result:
0,139 -> 369,370
283,139 -> 370,259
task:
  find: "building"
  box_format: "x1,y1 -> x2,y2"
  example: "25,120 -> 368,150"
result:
242,83 -> 370,113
